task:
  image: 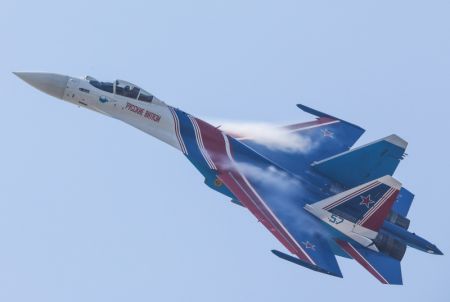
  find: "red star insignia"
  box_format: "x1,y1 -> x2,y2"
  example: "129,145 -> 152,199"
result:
321,129 -> 334,138
301,241 -> 316,251
359,194 -> 375,208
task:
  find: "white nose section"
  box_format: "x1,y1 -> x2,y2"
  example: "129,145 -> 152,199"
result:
14,72 -> 69,99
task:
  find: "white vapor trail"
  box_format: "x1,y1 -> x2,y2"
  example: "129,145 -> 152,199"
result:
210,120 -> 313,153
234,162 -> 301,190
231,161 -> 308,217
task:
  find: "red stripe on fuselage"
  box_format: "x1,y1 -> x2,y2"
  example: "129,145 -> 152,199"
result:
193,118 -> 228,168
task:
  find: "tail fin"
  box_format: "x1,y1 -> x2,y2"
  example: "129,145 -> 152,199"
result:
308,175 -> 401,232
311,134 -> 407,188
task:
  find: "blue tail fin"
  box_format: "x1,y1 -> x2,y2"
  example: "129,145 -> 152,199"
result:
311,134 -> 407,188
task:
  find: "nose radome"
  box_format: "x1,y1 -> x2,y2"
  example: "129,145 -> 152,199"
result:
433,245 -> 444,255
14,72 -> 69,99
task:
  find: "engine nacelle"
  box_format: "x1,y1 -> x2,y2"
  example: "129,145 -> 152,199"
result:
386,211 -> 410,230
374,231 -> 407,261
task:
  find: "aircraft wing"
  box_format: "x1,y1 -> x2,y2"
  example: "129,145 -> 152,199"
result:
234,104 -> 365,177
214,134 -> 343,277
218,168 -> 343,277
191,115 -> 343,277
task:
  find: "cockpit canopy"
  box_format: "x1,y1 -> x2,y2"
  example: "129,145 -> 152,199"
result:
87,76 -> 157,104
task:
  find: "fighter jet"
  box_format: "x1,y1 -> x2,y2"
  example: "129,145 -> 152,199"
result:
14,72 -> 442,284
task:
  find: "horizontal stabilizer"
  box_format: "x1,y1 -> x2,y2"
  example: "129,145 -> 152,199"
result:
311,134 -> 407,188
336,240 -> 403,285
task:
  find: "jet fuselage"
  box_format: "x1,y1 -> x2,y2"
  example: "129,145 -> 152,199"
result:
14,72 -> 442,284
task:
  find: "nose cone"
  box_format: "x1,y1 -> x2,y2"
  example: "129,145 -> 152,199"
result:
430,245 -> 444,255
14,72 -> 69,99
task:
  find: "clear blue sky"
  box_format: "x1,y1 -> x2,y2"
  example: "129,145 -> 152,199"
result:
1,0 -> 449,301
